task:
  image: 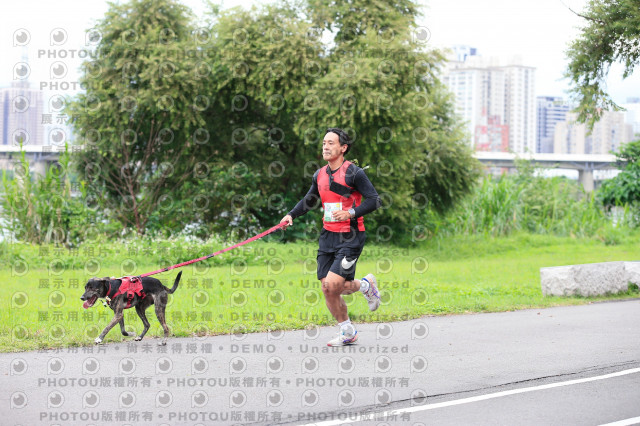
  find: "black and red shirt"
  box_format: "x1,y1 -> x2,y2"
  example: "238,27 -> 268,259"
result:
288,160 -> 381,232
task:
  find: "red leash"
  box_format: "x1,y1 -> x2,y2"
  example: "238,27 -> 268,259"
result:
137,223 -> 285,278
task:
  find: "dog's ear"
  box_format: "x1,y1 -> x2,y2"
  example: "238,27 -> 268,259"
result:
98,278 -> 111,295
86,277 -> 100,287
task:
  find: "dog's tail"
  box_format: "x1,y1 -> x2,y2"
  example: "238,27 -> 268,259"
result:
167,271 -> 182,294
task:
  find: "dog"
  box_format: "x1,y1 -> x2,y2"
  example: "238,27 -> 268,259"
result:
80,271 -> 182,345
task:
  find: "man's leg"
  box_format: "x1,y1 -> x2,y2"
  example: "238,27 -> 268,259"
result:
321,271 -> 361,323
322,271 -> 361,346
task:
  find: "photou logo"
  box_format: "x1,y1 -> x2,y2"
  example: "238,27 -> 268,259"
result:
11,392 -> 28,409
12,96 -> 29,113
411,322 -> 429,340
266,356 -> 284,374
266,390 -> 284,407
10,358 -> 28,375
11,292 -> 29,309
338,389 -> 355,407
13,28 -> 30,46
13,62 -> 30,80
119,357 -> 136,375
156,390 -> 173,408
50,61 -> 68,79
155,357 -> 173,374
47,357 -> 64,375
375,388 -> 392,405
301,389 -> 319,407
191,390 -> 208,408
376,323 -> 393,340
229,357 -> 247,374
50,28 -> 67,45
47,391 -> 64,408
374,355 -> 392,373
83,391 -> 99,408
411,355 -> 428,373
191,356 -> 209,374
119,391 -> 135,408
338,356 -> 355,374
301,356 -> 319,374
229,390 -> 246,408
82,357 -> 100,375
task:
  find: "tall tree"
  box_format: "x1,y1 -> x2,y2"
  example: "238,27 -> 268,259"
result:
69,0 -> 480,242
301,0 -> 481,242
565,0 -> 640,128
194,0 -> 480,243
68,0 -> 207,235
190,3 -> 329,239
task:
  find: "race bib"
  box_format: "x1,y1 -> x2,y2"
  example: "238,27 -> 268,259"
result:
323,202 -> 342,222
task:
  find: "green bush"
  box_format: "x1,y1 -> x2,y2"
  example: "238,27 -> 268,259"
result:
0,145 -> 110,246
434,161 -> 631,238
598,140 -> 640,225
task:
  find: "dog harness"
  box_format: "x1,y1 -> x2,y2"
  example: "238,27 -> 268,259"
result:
105,276 -> 146,309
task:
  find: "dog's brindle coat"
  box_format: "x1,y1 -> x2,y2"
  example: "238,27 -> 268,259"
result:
80,272 -> 182,345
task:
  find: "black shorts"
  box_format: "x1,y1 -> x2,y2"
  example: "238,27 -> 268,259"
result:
317,228 -> 366,281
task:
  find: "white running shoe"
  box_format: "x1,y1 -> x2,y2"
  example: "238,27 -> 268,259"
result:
327,329 -> 358,347
361,273 -> 380,311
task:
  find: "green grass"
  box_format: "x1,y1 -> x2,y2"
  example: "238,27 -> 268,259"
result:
1,232 -> 639,352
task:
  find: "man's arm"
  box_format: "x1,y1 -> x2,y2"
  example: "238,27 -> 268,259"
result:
288,179 -> 320,219
281,172 -> 321,228
350,168 -> 381,218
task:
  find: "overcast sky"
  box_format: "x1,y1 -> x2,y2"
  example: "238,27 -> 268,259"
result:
1,0 -> 638,104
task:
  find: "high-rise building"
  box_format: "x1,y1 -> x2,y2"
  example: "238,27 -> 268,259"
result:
449,45 -> 478,63
443,50 -> 536,153
554,111 -> 633,154
619,99 -> 640,138
0,81 -> 44,146
445,65 -> 508,152
536,96 -> 570,153
503,65 -> 536,153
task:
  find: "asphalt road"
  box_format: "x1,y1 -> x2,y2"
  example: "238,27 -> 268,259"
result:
1,299 -> 639,425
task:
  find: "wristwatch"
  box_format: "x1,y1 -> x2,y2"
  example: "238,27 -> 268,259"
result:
348,208 -> 356,218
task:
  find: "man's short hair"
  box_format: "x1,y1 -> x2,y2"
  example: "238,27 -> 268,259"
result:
326,127 -> 352,154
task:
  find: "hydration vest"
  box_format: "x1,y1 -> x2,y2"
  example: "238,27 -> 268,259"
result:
106,276 -> 146,309
316,160 -> 365,232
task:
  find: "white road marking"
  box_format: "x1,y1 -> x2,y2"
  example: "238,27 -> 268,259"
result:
599,417 -> 640,426
302,368 -> 640,426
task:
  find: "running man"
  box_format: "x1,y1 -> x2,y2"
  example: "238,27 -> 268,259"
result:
281,128 -> 382,346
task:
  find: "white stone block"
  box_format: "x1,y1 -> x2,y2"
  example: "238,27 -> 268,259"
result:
625,262 -> 640,287
541,261 -> 640,297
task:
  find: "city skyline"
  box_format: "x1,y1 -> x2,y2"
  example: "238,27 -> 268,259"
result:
1,0 -> 639,104
554,110 -> 633,155
1,0 -> 638,153
442,49 -> 639,154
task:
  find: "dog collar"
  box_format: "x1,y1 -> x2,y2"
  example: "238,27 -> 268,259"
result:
103,280 -> 115,307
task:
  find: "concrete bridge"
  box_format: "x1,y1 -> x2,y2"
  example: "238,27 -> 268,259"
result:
474,152 -> 619,191
0,145 -> 66,177
0,146 -> 621,191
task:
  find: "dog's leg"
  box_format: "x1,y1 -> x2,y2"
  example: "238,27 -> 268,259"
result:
119,318 -> 135,337
154,294 -> 170,346
134,304 -> 151,341
95,304 -> 124,344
